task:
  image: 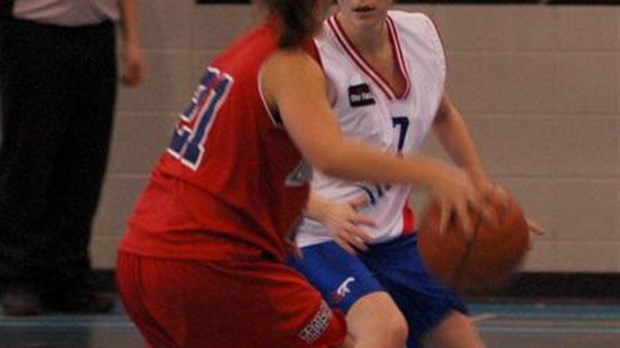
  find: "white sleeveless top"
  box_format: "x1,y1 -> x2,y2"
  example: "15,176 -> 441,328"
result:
296,11 -> 446,247
13,0 -> 119,26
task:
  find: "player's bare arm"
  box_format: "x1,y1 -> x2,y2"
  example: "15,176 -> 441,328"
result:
433,94 -> 489,188
262,51 -> 486,235
433,93 -> 545,235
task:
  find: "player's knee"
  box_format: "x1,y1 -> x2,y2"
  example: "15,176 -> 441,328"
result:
391,316 -> 409,347
348,293 -> 409,347
378,313 -> 409,347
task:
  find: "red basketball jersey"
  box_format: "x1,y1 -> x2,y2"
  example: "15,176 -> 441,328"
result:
120,20 -> 311,262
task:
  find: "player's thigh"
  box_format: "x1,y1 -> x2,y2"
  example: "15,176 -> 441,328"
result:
290,241 -> 384,312
116,252 -> 177,348
244,261 -> 348,348
120,253 -> 346,348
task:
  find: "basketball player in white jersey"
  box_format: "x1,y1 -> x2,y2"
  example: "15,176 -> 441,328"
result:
291,1 -> 529,347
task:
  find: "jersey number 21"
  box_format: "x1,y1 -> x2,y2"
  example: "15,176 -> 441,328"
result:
167,67 -> 233,170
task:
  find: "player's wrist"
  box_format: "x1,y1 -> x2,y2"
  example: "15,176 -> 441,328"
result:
304,192 -> 330,223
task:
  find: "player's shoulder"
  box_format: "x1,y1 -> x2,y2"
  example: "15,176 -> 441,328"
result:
264,48 -> 321,79
387,10 -> 443,49
387,10 -> 432,22
387,10 -> 436,32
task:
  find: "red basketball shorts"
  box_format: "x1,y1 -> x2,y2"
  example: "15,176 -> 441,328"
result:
116,251 -> 347,348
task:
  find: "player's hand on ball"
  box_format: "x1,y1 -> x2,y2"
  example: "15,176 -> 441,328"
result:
419,193 -> 530,295
473,176 -> 546,238
469,175 -> 510,226
429,166 -> 490,240
470,172 -> 546,237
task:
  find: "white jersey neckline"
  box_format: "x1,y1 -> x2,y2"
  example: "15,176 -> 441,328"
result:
326,14 -> 412,101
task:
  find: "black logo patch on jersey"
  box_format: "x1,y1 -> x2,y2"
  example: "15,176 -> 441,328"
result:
348,83 -> 375,107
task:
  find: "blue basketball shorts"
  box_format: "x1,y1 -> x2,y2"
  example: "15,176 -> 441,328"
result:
289,233 -> 468,348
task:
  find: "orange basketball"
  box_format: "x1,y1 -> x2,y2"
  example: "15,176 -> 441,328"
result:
418,194 -> 530,295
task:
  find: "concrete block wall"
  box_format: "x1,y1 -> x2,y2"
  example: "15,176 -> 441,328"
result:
91,1 -> 620,274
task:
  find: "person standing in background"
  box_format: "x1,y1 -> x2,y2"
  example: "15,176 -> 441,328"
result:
0,0 -> 144,316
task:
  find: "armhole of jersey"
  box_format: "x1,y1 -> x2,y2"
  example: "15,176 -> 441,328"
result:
427,16 -> 447,82
306,36 -> 338,106
257,53 -> 284,127
402,204 -> 416,235
426,15 -> 447,120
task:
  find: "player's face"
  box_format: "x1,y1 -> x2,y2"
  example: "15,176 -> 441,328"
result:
336,0 -> 392,25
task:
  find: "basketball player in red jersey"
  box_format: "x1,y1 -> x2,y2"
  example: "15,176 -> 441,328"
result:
115,1 -> 489,347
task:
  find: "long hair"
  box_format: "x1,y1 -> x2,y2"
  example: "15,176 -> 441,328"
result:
257,0 -> 322,48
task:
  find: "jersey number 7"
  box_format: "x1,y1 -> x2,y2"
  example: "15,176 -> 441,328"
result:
167,67 -> 234,170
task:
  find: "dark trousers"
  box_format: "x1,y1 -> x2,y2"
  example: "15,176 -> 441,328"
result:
0,18 -> 117,289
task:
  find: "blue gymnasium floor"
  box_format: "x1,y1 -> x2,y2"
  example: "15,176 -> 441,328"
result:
0,297 -> 618,348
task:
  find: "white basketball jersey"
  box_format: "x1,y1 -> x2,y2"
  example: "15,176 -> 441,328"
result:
296,11 -> 446,247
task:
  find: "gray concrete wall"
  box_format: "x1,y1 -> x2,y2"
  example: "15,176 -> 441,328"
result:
91,1 -> 620,273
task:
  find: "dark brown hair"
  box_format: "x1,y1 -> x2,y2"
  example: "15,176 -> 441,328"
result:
257,0 -> 322,47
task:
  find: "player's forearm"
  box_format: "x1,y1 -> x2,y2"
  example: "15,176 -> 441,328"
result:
118,0 -> 140,45
319,139 -> 452,190
433,94 -> 487,181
